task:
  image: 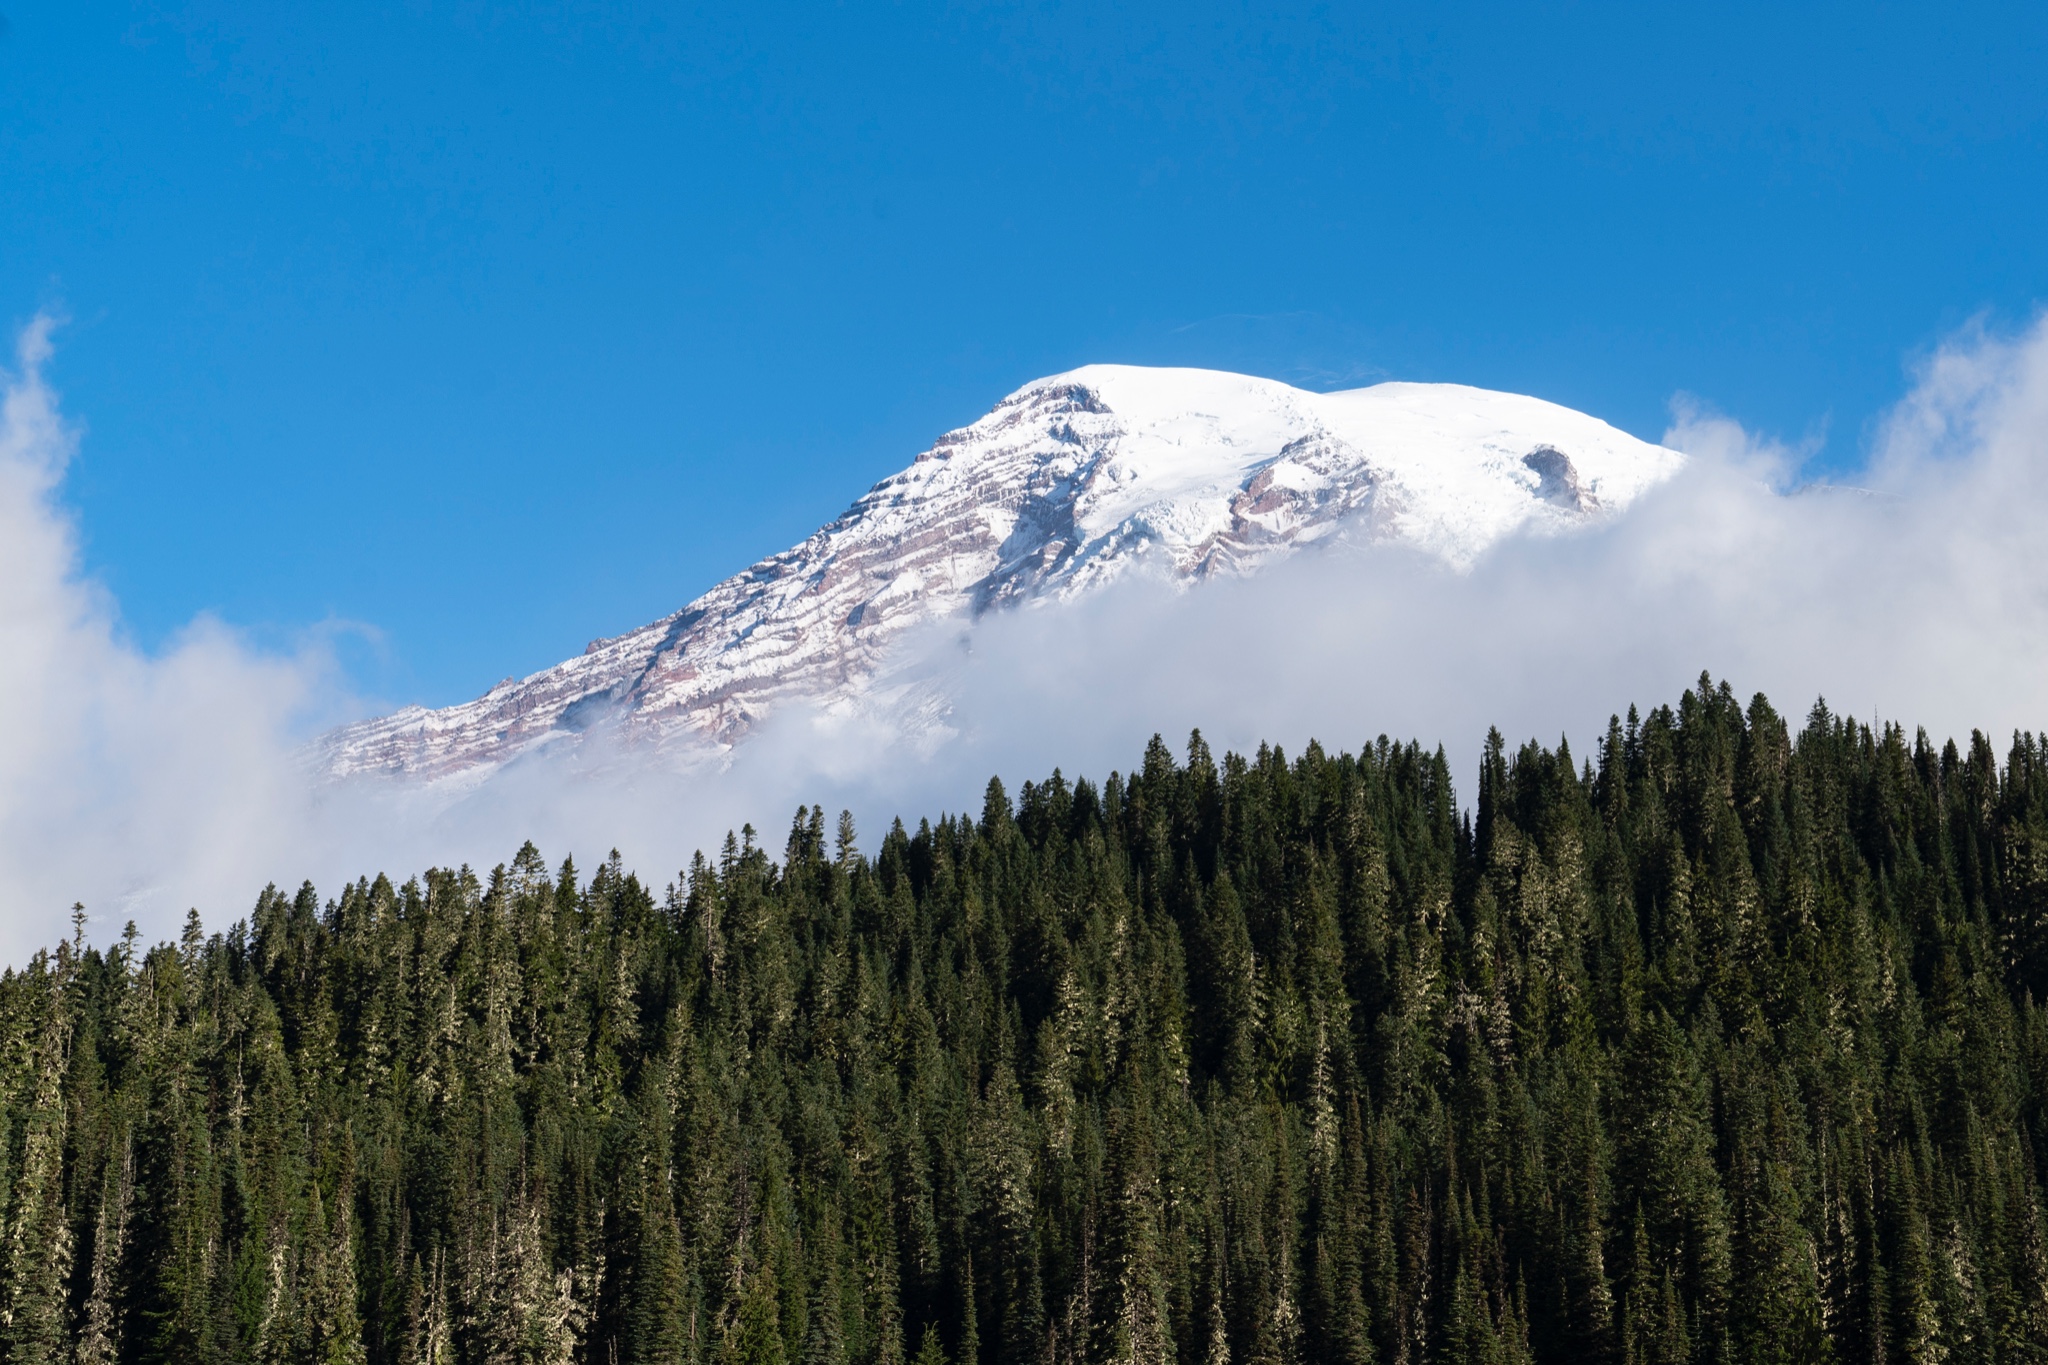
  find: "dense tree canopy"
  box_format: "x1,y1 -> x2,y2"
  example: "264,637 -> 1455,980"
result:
6,675 -> 2048,1364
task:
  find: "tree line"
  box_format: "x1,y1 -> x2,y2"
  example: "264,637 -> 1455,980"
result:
5,674 -> 2048,1364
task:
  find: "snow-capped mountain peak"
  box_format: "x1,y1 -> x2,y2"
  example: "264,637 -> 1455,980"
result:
321,365 -> 1682,778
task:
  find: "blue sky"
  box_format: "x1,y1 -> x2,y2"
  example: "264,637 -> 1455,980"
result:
5,1 -> 2044,709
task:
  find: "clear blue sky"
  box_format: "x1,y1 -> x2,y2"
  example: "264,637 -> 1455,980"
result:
5,1 -> 2044,709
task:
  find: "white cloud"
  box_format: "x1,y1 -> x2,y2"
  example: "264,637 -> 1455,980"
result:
4,312 -> 2046,963
0,318 -> 336,962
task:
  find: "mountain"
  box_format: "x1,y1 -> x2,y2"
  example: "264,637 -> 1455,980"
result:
322,365 -> 1684,778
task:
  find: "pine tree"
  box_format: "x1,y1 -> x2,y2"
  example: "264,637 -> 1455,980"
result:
3,684 -> 2048,1363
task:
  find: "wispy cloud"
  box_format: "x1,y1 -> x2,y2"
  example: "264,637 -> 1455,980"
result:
0,317 -> 338,960
4,312 -> 2045,963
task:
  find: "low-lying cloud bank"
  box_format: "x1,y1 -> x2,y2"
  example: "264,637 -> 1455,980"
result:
4,315 -> 2046,962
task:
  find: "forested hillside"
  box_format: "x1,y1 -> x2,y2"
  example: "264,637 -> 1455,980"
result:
6,675 -> 2048,1365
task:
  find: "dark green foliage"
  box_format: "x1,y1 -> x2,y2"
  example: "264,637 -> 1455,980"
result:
5,677 -> 2048,1364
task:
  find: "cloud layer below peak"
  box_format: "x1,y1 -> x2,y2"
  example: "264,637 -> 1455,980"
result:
3,316 -> 2045,963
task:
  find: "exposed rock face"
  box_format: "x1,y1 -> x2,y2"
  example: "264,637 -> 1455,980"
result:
321,365 -> 1683,778
1522,446 -> 1602,513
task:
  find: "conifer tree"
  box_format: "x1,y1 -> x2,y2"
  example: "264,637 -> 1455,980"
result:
8,682 -> 2048,1363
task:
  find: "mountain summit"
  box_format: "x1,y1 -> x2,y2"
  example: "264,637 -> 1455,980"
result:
323,365 -> 1684,777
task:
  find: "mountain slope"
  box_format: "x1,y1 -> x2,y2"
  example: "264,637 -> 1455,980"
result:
323,365 -> 1683,777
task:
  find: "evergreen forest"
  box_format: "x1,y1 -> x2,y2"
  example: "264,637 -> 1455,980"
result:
8,675 -> 2048,1365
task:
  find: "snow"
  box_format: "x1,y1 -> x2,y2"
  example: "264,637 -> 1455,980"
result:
320,364 -> 1683,778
